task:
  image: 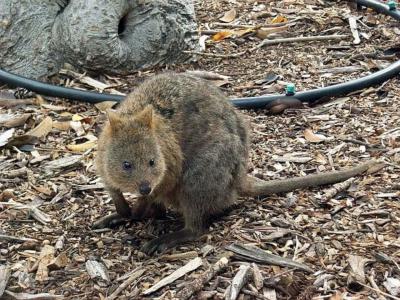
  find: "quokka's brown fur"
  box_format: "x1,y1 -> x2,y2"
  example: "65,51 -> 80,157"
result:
95,73 -> 376,254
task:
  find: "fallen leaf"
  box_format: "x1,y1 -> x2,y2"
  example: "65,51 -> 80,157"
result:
66,140 -> 97,152
0,113 -> 31,128
256,29 -> 271,40
44,155 -> 82,170
7,135 -> 39,147
235,28 -> 254,37
143,257 -> 203,295
0,127 -> 37,149
29,205 -> 52,224
219,8 -> 237,23
27,116 -> 53,138
185,70 -> 230,81
94,101 -> 118,112
314,152 -> 328,164
212,28 -> 254,42
271,15 -> 288,24
70,121 -> 85,136
212,31 -> 233,42
59,112 -> 73,118
32,185 -> 53,196
304,129 -> 332,143
53,121 -> 71,131
256,25 -> 289,39
0,128 -> 15,147
72,114 -> 84,122
41,104 -> 67,112
0,98 -> 41,108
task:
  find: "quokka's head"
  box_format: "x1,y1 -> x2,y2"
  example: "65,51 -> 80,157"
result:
102,106 -> 166,196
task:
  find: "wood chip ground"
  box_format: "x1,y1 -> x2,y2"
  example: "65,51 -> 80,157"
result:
1,1 -> 399,299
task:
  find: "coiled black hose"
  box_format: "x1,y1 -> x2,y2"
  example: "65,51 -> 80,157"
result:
0,0 -> 398,108
0,70 -> 124,103
232,60 -> 400,108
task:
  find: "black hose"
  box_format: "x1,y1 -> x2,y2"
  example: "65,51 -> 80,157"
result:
232,60 -> 400,108
0,69 -> 124,103
0,0 -> 398,108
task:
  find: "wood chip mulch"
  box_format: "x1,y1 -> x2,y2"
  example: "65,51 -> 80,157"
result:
1,0 -> 399,299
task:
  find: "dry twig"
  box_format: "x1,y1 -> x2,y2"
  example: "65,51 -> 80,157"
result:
357,282 -> 400,300
0,234 -> 38,243
251,263 -> 264,290
3,290 -> 64,300
85,260 -> 110,283
176,257 -> 229,300
225,265 -> 251,300
107,269 -> 145,300
0,265 -> 11,298
348,16 -> 361,45
143,257 -> 203,295
0,98 -> 41,108
162,251 -> 199,262
183,50 -> 246,58
258,34 -> 348,48
226,243 -> 313,273
368,275 -> 386,300
317,177 -> 355,206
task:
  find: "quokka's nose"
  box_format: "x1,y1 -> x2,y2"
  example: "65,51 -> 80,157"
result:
139,181 -> 151,195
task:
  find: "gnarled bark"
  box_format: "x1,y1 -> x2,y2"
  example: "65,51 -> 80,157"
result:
0,0 -> 197,79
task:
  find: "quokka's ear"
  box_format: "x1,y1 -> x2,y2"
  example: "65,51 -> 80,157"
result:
135,105 -> 155,129
106,109 -> 123,130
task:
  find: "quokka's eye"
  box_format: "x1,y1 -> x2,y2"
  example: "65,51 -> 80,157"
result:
149,159 -> 155,167
122,161 -> 133,171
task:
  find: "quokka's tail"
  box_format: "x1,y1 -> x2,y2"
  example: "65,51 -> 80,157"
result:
240,160 -> 378,197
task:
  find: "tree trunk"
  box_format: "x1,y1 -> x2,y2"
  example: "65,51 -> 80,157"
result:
0,0 -> 198,80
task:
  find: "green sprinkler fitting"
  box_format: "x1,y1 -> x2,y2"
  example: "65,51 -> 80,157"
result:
285,83 -> 296,96
388,1 -> 397,10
